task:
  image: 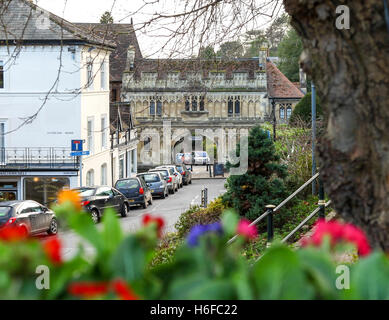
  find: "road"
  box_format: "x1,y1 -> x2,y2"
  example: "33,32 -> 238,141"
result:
59,178 -> 227,260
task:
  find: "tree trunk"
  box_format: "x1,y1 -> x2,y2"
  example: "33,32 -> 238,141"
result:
283,0 -> 389,251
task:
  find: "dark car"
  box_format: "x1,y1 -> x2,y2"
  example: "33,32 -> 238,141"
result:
114,177 -> 153,209
137,172 -> 168,199
72,186 -> 130,224
175,163 -> 192,185
0,200 -> 58,236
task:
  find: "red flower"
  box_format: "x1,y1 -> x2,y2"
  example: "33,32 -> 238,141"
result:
43,237 -> 62,265
303,220 -> 371,257
142,214 -> 165,237
112,279 -> 139,300
237,219 -> 258,240
342,224 -> 371,256
68,281 -> 109,299
0,225 -> 28,242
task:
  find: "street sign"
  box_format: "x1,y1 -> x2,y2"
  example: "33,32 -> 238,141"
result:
71,140 -> 83,152
70,151 -> 90,157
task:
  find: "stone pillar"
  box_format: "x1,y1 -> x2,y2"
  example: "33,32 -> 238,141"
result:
242,100 -> 249,117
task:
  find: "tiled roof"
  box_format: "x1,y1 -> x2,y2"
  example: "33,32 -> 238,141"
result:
74,23 -> 142,82
266,61 -> 304,99
131,58 -> 263,80
0,0 -> 116,48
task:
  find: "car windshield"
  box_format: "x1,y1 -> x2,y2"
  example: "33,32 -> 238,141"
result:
151,170 -> 168,177
73,188 -> 95,197
115,179 -> 139,189
0,206 -> 11,217
139,174 -> 160,183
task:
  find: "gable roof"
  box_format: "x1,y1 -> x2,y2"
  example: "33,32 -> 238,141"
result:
266,61 -> 304,99
0,0 -> 115,48
74,23 -> 142,82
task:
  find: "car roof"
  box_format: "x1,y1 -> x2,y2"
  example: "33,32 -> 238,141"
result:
0,200 -> 38,207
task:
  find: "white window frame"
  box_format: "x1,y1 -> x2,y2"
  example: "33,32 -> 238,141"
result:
101,115 -> 107,150
119,154 -> 125,179
87,117 -> 94,155
0,120 -> 7,164
100,60 -> 107,90
86,169 -> 94,187
86,58 -> 93,90
100,163 -> 107,185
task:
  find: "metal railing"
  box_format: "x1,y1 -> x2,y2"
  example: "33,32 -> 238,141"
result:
227,172 -> 321,245
0,147 -> 79,170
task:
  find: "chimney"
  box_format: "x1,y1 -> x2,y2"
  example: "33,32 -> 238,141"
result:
299,67 -> 307,94
258,42 -> 269,70
126,45 -> 136,71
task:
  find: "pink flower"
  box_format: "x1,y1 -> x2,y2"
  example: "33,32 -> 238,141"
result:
303,219 -> 371,257
237,219 -> 258,240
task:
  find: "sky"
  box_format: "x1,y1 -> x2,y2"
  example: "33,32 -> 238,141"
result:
35,0 -> 282,58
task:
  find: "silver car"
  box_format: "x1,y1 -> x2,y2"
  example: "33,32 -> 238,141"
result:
155,165 -> 183,188
0,200 -> 58,236
149,168 -> 178,194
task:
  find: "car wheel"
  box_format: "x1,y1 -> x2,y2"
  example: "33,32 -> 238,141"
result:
161,191 -> 166,199
47,218 -> 58,235
121,203 -> 128,217
142,198 -> 148,209
171,186 -> 175,194
148,197 -> 152,205
189,179 -> 192,184
91,209 -> 99,224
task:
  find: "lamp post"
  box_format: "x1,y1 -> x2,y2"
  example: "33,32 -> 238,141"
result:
311,82 -> 317,195
271,98 -> 276,141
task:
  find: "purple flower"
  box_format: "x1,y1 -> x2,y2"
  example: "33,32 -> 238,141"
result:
187,222 -> 223,247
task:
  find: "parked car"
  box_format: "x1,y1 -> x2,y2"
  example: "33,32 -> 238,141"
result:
149,168 -> 178,194
183,152 -> 192,165
137,172 -> 168,199
175,163 -> 192,185
155,165 -> 183,188
192,151 -> 210,165
72,186 -> 130,224
175,153 -> 184,164
114,177 -> 153,209
0,200 -> 58,236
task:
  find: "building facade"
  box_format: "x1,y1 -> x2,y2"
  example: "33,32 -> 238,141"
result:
0,0 -> 115,204
121,47 -> 304,167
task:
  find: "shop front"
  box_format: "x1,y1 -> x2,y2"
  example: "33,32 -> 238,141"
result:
0,171 -> 78,205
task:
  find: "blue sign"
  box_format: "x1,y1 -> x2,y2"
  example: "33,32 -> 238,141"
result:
71,140 -> 83,152
70,151 -> 90,157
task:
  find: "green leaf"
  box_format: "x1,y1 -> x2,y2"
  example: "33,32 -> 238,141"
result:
297,248 -> 339,299
345,252 -> 389,299
110,235 -> 149,282
101,208 -> 123,255
221,209 -> 239,236
252,244 -> 314,299
67,211 -> 104,253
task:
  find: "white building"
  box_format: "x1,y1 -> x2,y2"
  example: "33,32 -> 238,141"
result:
0,0 -> 116,204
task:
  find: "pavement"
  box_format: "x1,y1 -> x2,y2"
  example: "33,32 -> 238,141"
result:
58,178 -> 227,260
190,165 -> 230,179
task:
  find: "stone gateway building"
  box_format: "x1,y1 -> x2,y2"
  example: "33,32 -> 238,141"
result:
121,46 -> 304,167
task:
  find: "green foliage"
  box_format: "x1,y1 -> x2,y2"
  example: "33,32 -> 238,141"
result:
289,92 -> 323,126
277,28 -> 303,82
1,204 -> 388,300
100,11 -> 114,24
175,197 -> 226,238
222,125 -> 288,220
216,41 -> 245,59
198,45 -> 216,59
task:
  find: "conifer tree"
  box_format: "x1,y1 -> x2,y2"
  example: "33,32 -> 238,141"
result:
222,126 -> 288,221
